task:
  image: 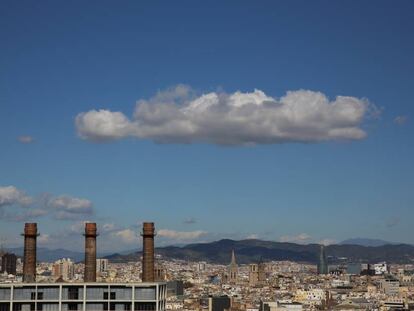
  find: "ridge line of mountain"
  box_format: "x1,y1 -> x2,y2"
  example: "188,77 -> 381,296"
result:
4,238 -> 413,264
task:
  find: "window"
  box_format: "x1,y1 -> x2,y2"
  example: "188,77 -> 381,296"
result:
86,287 -> 107,300
12,304 -> 21,311
68,288 -> 79,300
0,289 -> 11,300
0,303 -> 10,311
135,288 -> 156,300
134,302 -> 156,311
110,287 -> 132,300
37,288 -> 58,300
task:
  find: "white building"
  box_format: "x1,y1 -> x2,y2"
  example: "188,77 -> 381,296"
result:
0,282 -> 167,311
261,301 -> 303,311
379,277 -> 400,296
96,259 -> 109,274
373,262 -> 388,275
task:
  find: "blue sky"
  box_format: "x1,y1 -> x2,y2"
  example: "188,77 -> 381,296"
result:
1,0 -> 413,252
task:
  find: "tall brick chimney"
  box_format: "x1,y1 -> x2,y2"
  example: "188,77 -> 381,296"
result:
141,222 -> 155,282
84,222 -> 97,282
22,223 -> 38,283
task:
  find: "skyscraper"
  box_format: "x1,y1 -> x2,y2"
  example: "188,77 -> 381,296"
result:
317,245 -> 328,275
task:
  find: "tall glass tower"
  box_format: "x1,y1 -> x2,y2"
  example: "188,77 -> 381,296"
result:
317,244 -> 328,275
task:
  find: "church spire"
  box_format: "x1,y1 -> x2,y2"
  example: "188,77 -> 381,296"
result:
228,249 -> 238,284
231,249 -> 236,265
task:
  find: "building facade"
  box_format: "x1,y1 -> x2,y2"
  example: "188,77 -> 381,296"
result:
0,282 -> 166,311
1,254 -> 17,276
96,259 -> 108,275
52,259 -> 75,281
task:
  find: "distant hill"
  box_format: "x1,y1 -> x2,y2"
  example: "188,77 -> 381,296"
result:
340,238 -> 399,247
104,238 -> 414,264
4,247 -> 109,262
5,238 -> 414,264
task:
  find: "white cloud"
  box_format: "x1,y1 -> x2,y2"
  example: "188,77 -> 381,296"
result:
157,229 -> 207,241
113,229 -> 136,244
17,136 -> 34,144
0,186 -> 32,207
319,238 -> 336,246
0,186 -> 95,222
38,234 -> 50,244
69,221 -> 89,232
101,223 -> 117,233
246,234 -> 259,239
279,233 -> 312,244
76,86 -> 374,145
48,195 -> 93,214
394,115 -> 408,125
11,208 -> 48,221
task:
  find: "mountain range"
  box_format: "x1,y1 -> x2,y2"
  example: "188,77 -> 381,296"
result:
105,238 -> 414,264
339,238 -> 399,247
4,238 -> 414,264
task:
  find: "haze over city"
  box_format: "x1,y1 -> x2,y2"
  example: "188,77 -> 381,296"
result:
1,0 -> 414,254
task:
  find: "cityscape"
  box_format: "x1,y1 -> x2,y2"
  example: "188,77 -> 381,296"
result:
1,1 -> 414,311
1,221 -> 414,310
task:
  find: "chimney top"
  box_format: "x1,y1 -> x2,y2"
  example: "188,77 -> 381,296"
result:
85,223 -> 97,236
24,223 -> 38,236
142,222 -> 155,236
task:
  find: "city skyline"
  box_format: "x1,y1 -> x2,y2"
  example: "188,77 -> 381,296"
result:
1,1 -> 414,252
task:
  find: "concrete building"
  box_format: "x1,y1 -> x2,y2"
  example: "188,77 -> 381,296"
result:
52,258 -> 75,281
166,281 -> 183,298
346,263 -> 361,275
196,262 -> 206,272
0,282 -> 167,311
154,266 -> 166,282
1,254 -> 17,276
96,259 -> 109,274
260,301 -> 303,311
379,277 -> 400,296
202,296 -> 231,311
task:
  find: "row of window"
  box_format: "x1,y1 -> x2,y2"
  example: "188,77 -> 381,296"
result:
0,302 -> 157,311
0,288 -> 157,301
